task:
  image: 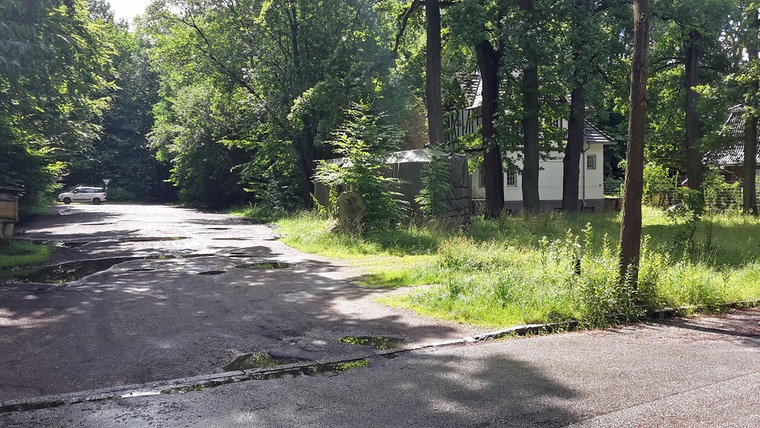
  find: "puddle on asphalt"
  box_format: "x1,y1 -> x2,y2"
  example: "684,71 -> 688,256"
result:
223,352 -> 302,371
198,270 -> 226,276
339,336 -> 407,350
126,268 -> 156,272
163,357 -> 369,395
236,262 -> 292,270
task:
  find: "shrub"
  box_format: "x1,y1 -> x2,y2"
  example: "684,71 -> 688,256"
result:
314,103 -> 405,232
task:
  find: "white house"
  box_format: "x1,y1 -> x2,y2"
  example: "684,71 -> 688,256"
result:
446,72 -> 616,213
470,122 -> 612,213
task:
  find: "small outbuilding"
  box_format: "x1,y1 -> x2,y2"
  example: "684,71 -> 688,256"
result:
313,149 -> 471,220
0,187 -> 23,247
710,105 -> 760,185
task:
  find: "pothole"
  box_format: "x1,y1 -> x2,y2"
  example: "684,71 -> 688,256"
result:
339,336 -> 407,350
126,268 -> 155,272
11,257 -> 138,284
198,270 -> 226,276
207,227 -> 230,231
122,237 -> 188,243
223,352 -> 303,371
236,262 -> 292,270
54,241 -> 88,249
211,237 -> 249,241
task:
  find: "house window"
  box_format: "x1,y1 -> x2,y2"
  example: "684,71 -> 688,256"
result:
506,172 -> 518,187
586,154 -> 597,170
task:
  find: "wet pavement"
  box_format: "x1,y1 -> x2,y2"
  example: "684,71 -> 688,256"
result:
1,204 -> 758,426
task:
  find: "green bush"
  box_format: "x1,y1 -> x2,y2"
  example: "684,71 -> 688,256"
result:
314,103 -> 405,232
643,162 -> 676,208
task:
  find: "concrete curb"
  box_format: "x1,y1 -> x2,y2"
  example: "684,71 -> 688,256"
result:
2,299 -> 758,414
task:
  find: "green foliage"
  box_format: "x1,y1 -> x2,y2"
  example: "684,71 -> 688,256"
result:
0,241 -> 54,269
315,103 -> 404,231
142,0 -> 403,209
415,155 -> 453,216
149,82 -> 252,208
666,186 -> 706,250
643,162 -> 677,208
1,0 -> 117,212
274,208 -> 760,328
703,169 -> 742,210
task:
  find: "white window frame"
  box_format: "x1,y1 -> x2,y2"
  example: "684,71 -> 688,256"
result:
586,154 -> 597,170
505,172 -> 518,187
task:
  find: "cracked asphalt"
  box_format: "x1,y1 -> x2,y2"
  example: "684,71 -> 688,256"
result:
1,204 -> 758,427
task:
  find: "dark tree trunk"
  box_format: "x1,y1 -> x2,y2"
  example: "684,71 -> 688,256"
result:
743,9 -> 759,215
563,86 -> 585,212
519,0 -> 540,214
743,114 -> 758,215
425,0 -> 444,147
619,0 -> 650,286
685,29 -> 703,191
295,127 -> 317,197
476,39 -> 504,218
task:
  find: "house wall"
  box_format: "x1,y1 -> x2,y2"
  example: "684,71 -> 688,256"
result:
472,144 -> 606,212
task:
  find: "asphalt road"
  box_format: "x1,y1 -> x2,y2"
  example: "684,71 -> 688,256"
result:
1,204 -> 758,427
1,204 -> 480,401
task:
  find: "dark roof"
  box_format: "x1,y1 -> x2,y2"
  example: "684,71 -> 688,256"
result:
583,122 -> 616,145
707,105 -> 760,166
458,72 -> 616,145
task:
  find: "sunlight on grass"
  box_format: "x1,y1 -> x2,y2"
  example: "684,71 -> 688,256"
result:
0,241 -> 54,269
246,208 -> 760,329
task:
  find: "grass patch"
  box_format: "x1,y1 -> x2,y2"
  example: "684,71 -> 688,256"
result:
0,241 -> 54,269
241,208 -> 760,329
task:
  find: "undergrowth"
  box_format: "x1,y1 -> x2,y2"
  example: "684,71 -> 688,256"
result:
0,241 -> 54,270
242,207 -> 760,328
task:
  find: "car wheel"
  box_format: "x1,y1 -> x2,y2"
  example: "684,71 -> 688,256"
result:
92,198 -> 101,205
63,197 -> 71,204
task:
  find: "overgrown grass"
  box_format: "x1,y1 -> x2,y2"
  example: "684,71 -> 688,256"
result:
0,241 -> 54,271
240,207 -> 760,328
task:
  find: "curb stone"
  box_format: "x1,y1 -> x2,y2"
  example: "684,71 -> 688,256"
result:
2,299 -> 758,414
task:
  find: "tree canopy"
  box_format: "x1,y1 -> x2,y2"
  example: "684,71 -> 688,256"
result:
1,0 -> 757,219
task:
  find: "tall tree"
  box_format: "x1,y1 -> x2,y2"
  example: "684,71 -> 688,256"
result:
425,0 -> 444,146
619,0 -> 651,285
742,5 -> 759,215
647,0 -> 733,190
562,0 -> 629,212
518,0 -> 541,213
0,0 -> 115,210
447,0 -> 507,218
145,0 -> 399,206
477,38 -> 505,217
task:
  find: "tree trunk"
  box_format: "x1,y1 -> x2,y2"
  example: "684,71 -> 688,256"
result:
743,114 -> 758,215
563,86 -> 585,212
685,29 -> 703,191
425,0 -> 444,147
519,0 -> 540,214
619,0 -> 650,286
743,8 -> 759,215
476,39 -> 504,218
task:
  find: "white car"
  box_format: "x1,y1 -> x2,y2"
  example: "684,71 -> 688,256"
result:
58,187 -> 107,205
